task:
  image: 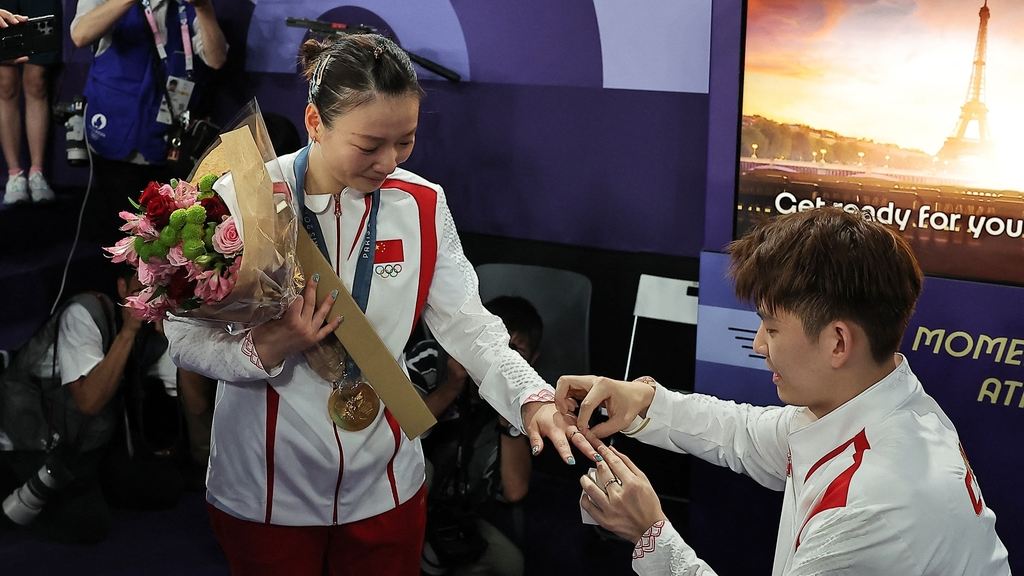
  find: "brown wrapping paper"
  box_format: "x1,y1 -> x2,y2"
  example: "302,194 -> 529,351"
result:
296,219 -> 436,440
182,125 -> 296,325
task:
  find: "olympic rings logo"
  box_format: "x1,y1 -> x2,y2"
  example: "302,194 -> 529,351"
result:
375,264 -> 402,278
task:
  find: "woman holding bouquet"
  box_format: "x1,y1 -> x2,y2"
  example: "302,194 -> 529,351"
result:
164,34 -> 591,575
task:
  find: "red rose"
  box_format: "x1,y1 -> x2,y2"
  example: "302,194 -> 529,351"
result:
138,181 -> 163,208
201,195 -> 230,223
167,267 -> 197,301
146,196 -> 176,229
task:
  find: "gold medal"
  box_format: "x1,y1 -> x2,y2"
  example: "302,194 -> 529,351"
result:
328,369 -> 380,431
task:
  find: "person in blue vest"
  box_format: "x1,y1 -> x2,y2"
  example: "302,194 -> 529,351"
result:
69,0 -> 227,246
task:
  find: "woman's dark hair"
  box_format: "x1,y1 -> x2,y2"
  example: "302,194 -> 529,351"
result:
299,34 -> 425,128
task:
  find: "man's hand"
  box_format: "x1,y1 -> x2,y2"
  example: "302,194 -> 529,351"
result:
580,445 -> 667,544
250,274 -> 342,370
554,375 -> 656,439
121,298 -> 145,337
0,9 -> 27,27
444,357 -> 469,393
0,8 -> 29,65
522,401 -> 597,464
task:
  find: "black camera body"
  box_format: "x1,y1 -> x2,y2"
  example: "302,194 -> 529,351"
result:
53,95 -> 88,167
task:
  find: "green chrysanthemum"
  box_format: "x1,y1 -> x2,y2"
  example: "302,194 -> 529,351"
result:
169,208 -> 187,230
185,204 -> 207,225
182,239 -> 206,260
198,173 -> 218,194
182,223 -> 203,242
159,225 -> 181,246
204,224 -> 216,248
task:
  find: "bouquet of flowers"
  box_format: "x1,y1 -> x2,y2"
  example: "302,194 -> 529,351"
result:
105,100 -> 301,328
106,174 -> 242,321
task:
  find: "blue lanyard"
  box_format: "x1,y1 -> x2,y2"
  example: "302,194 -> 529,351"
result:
292,144 -> 380,312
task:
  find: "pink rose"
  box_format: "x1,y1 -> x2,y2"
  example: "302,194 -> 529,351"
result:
104,236 -> 139,266
138,258 -> 175,287
167,244 -> 190,267
212,217 -> 243,257
137,261 -> 157,286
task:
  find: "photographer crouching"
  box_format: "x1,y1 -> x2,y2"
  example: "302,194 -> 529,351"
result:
0,263 -> 184,544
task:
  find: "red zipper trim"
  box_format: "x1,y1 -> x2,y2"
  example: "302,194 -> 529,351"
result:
264,384 -> 281,524
348,194 -> 373,260
384,408 -> 402,506
333,193 -> 342,276
332,422 -> 344,524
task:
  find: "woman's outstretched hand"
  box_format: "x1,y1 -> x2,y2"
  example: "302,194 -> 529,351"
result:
522,401 -> 602,465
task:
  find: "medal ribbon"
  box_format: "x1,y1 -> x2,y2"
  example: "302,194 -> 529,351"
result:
292,144 -> 381,313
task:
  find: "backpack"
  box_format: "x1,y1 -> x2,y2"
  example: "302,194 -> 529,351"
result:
0,293 -> 118,453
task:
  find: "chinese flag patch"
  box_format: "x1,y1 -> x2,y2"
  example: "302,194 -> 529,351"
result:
375,239 -> 404,263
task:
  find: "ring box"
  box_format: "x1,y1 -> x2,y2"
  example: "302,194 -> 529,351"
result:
581,468 -> 600,525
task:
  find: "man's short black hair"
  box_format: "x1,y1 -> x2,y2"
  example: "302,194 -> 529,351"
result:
114,261 -> 136,283
484,296 -> 543,355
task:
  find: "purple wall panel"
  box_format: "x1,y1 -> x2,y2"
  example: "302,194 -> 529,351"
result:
449,0 -> 603,87
702,0 -> 744,253
404,80 -> 708,257
50,0 -> 708,258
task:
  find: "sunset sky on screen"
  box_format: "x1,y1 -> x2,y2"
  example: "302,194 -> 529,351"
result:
742,0 -> 1024,177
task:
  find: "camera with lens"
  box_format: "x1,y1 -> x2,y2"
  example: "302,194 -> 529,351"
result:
1,450 -> 74,526
53,95 -> 88,168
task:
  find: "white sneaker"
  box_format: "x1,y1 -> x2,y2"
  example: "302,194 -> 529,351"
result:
3,172 -> 28,205
28,171 -> 55,203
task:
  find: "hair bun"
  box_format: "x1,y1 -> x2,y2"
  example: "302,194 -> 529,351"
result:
299,38 -> 333,80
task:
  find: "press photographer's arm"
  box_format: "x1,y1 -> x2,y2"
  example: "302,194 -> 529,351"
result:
70,0 -> 135,47
71,0 -> 226,70
67,301 -> 142,416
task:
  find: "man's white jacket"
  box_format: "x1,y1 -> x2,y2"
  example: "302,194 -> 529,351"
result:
626,357 -> 1011,576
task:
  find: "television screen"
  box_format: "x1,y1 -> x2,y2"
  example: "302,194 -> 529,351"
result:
735,0 -> 1024,285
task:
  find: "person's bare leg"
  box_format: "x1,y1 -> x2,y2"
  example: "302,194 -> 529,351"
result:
22,64 -> 48,171
0,65 -> 23,172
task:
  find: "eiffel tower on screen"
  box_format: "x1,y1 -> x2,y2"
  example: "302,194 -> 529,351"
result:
937,1 -> 997,165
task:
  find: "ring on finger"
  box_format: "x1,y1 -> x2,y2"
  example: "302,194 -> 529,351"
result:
603,477 -> 622,490
569,430 -> 582,440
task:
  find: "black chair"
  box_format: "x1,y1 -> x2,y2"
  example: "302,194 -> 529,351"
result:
475,263 -> 592,384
